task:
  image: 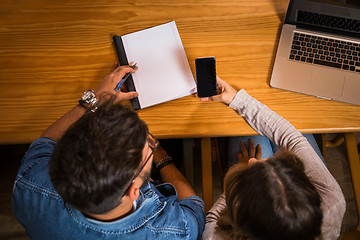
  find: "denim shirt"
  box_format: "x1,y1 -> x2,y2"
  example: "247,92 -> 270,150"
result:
12,138 -> 205,240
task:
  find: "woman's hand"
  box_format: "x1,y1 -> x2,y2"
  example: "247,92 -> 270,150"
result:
199,77 -> 238,105
95,63 -> 139,102
238,139 -> 262,164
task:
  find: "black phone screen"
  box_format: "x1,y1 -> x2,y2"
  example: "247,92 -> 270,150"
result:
195,57 -> 217,98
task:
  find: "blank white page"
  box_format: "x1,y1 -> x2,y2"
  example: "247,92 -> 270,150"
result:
122,21 -> 196,109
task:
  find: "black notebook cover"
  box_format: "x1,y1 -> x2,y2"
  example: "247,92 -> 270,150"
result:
112,35 -> 141,110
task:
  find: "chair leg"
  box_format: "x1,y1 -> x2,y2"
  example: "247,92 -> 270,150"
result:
212,138 -> 224,190
183,139 -> 194,186
202,138 -> 213,212
344,133 -> 360,231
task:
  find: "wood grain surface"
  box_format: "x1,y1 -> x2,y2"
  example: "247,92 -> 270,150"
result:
1,0 -> 360,144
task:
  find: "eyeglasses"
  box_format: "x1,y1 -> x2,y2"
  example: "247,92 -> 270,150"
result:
120,132 -> 159,198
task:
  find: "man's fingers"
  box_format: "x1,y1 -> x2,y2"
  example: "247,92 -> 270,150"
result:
116,65 -> 137,78
117,91 -> 139,100
125,91 -> 139,99
255,144 -> 262,160
110,62 -> 119,72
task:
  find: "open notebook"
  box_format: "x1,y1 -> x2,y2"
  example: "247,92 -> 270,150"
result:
113,21 -> 196,110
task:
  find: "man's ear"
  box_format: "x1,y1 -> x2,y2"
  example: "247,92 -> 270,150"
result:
127,182 -> 140,202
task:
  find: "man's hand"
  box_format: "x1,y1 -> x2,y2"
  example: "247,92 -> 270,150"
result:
95,63 -> 139,102
199,77 -> 238,105
238,139 -> 262,164
41,63 -> 139,141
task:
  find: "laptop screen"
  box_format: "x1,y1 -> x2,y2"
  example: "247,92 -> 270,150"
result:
285,0 -> 360,37
318,0 -> 360,8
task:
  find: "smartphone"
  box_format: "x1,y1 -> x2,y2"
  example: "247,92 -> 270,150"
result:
195,57 -> 217,98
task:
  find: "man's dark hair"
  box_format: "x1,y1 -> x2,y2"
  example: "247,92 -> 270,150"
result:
49,97 -> 148,214
222,152 -> 323,240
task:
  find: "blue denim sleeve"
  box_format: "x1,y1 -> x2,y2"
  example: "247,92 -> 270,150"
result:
18,137 -> 57,175
179,195 -> 206,239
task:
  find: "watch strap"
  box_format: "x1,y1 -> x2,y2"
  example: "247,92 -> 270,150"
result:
155,156 -> 173,169
78,100 -> 89,110
157,159 -> 174,170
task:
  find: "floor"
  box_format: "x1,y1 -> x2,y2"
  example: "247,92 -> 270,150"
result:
0,134 -> 359,239
0,144 -> 30,240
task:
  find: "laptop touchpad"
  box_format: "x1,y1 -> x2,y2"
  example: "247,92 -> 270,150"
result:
343,76 -> 360,101
310,70 -> 344,96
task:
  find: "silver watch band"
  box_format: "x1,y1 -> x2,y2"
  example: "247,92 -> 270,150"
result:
81,90 -> 99,112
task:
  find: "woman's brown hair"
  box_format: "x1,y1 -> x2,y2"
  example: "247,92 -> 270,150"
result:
219,152 -> 323,240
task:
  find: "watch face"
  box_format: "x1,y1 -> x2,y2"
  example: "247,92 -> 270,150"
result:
82,90 -> 94,102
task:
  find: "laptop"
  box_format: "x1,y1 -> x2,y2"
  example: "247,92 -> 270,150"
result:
270,0 -> 360,105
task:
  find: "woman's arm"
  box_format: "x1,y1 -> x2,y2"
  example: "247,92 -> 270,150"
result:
201,77 -> 346,239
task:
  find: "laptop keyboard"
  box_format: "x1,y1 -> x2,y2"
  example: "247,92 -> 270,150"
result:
289,32 -> 360,73
297,10 -> 360,33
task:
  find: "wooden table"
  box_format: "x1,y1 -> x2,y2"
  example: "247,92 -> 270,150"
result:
1,0 -> 360,211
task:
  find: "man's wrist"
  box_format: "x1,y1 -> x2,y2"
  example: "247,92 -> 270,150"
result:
155,156 -> 172,167
155,156 -> 173,169
157,160 -> 174,170
78,100 -> 90,110
79,90 -> 100,112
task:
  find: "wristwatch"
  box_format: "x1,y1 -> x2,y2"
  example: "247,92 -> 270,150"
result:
79,90 -> 99,112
